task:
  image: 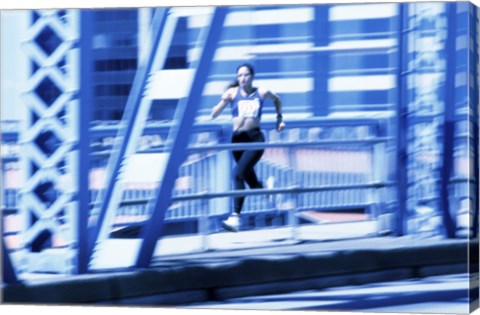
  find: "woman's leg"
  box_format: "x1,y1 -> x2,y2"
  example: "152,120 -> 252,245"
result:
233,150 -> 263,188
223,130 -> 265,232
232,148 -> 264,214
244,169 -> 264,189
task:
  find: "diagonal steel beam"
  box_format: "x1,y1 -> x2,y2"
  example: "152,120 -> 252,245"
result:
135,8 -> 228,268
87,8 -> 172,264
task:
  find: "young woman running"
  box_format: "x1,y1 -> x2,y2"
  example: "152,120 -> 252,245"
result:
211,63 -> 285,232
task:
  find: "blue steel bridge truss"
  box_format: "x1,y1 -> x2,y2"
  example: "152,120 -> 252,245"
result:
2,3 -> 478,282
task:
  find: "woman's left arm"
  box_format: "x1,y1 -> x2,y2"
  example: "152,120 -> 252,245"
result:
262,88 -> 285,132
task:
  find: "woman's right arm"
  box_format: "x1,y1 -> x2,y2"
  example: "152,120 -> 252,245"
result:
211,89 -> 232,119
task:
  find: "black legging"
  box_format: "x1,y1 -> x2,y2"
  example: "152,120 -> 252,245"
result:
231,128 -> 265,214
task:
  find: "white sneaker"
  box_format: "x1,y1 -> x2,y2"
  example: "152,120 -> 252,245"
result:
222,213 -> 240,232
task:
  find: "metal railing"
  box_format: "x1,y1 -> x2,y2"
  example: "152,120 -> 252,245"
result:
3,116 -> 473,247
103,118 -> 394,241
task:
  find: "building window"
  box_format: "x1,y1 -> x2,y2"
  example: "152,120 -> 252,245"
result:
95,84 -> 131,97
95,59 -> 137,72
164,56 -> 187,69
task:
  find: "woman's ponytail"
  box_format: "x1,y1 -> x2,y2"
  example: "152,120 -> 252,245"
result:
227,80 -> 239,89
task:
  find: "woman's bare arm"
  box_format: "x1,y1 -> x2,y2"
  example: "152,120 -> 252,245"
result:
211,88 -> 233,119
260,88 -> 285,132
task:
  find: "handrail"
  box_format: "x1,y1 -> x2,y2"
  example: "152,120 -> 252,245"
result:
177,137 -> 392,153
90,116 -> 387,132
115,182 -> 396,207
4,176 -> 467,211
175,182 -> 395,201
88,137 -> 394,158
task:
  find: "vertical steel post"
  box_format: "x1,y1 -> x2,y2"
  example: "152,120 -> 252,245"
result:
77,9 -> 93,274
439,3 -> 458,238
469,8 -> 480,308
200,197 -> 209,252
471,5 -> 479,238
289,192 -> 300,242
287,146 -> 299,241
313,4 -> 331,116
211,139 -> 230,217
19,9 -> 81,274
135,8 -> 227,268
395,3 -> 408,236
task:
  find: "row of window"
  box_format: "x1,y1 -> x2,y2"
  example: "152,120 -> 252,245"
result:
95,84 -> 131,97
93,9 -> 138,22
93,33 -> 138,48
95,59 -> 137,72
93,59 -> 186,93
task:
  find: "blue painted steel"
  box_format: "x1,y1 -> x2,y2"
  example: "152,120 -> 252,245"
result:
313,5 -> 330,116
4,122 -> 391,246
470,5 -> 479,238
78,10 -> 94,274
395,4 -> 407,236
168,182 -> 392,201
473,117 -> 479,239
2,238 -> 18,284
135,8 -> 228,268
87,8 -> 169,263
439,3 -> 458,238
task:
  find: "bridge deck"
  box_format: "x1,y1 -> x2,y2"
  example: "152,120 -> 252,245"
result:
4,221 -> 474,306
